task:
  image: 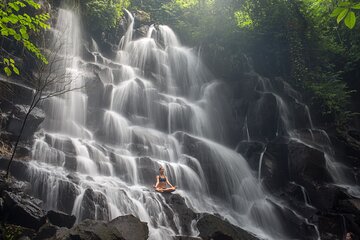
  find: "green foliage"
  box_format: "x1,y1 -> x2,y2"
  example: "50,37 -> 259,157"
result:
331,1 -> 360,29
3,224 -> 23,240
80,0 -> 130,35
131,0 -> 359,127
234,10 -> 253,28
0,0 -> 50,76
305,71 -> 354,125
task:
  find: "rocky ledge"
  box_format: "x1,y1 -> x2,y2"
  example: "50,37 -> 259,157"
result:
0,171 -> 258,240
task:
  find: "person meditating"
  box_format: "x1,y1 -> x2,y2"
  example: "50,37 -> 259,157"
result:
154,166 -> 176,193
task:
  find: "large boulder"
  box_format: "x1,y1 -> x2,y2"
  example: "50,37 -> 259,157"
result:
196,214 -> 259,240
260,140 -> 290,190
247,92 -> 279,141
2,191 -> 46,230
55,179 -> 79,214
85,73 -> 105,109
288,140 -> 332,183
0,158 -> 29,181
44,134 -> 76,155
34,223 -> 59,240
50,215 -> 149,240
78,188 -> 109,222
162,194 -> 198,235
46,210 -> 76,229
236,141 -> 265,171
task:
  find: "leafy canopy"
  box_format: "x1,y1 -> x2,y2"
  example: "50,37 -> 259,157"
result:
332,0 -> 360,29
81,0 -> 130,35
0,0 -> 50,76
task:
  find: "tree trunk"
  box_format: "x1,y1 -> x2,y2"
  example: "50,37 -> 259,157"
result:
5,105 -> 34,178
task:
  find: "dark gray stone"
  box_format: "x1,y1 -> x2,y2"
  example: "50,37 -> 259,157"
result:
6,105 -> 45,140
288,140 -> 332,183
78,188 -> 109,222
0,78 -> 34,105
57,180 -> 79,214
46,210 -> 76,228
34,223 -> 59,240
162,194 -> 198,235
3,191 -> 46,230
0,158 -> 29,181
197,214 -> 259,240
49,215 -> 148,240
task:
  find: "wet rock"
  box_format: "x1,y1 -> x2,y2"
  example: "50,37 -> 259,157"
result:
0,197 -> 4,215
6,105 -> 45,140
339,199 -> 360,213
318,214 -> 344,240
46,210 -> 76,228
66,173 -> 80,185
196,214 -> 259,240
135,25 -> 150,38
266,200 -> 319,240
81,44 -> 96,62
174,237 -> 202,240
236,141 -> 265,171
15,143 -> 32,159
288,140 -> 332,183
292,101 -> 313,129
0,158 -> 29,181
64,155 -> 77,172
51,215 -> 148,240
78,188 -> 109,221
0,78 -> 34,105
44,134 -> 76,155
85,74 -> 104,109
107,215 -> 149,240
57,180 -> 79,214
247,92 -> 279,141
304,183 -> 348,211
162,194 -> 198,235
3,191 -> 46,230
275,182 -> 317,219
34,223 -> 59,240
136,156 -> 158,185
260,141 -> 290,190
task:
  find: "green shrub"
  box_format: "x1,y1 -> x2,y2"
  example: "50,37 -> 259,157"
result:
80,0 -> 130,35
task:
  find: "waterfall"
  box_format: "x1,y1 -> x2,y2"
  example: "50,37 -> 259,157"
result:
24,8 -> 299,239
22,6 -> 360,240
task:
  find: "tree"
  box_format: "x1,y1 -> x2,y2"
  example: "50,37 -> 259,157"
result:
5,34 -> 83,178
0,0 -> 50,76
331,0 -> 360,29
80,0 -> 131,36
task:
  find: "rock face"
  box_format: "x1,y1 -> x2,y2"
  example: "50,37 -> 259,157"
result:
78,188 -> 109,222
288,140 -> 332,183
0,78 -> 44,142
6,105 -> 45,140
51,215 -> 149,240
2,190 -> 46,230
46,210 -> 76,228
0,158 -> 29,181
162,193 -> 198,235
197,214 -> 259,240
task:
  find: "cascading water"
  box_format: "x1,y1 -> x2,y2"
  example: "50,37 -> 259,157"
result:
239,63 -> 360,199
25,8 -> 299,240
